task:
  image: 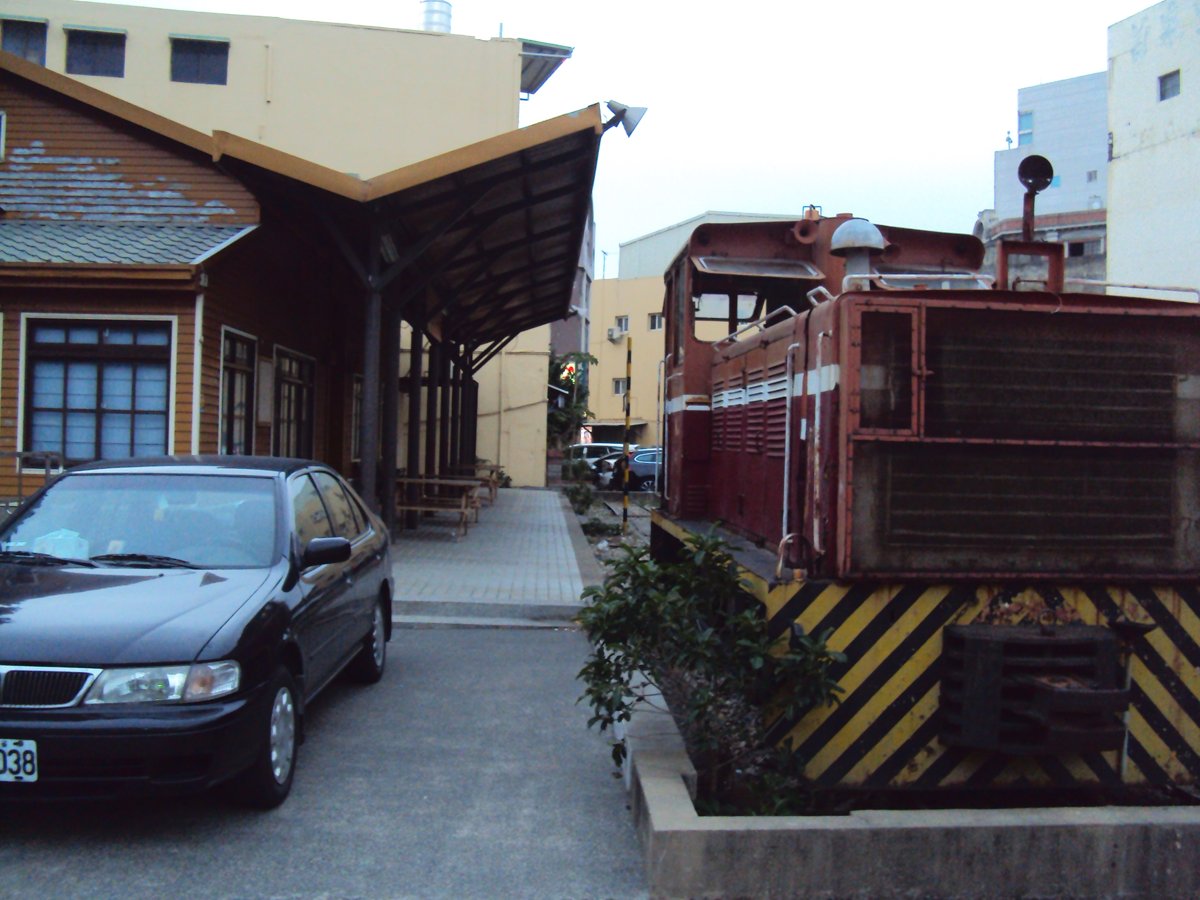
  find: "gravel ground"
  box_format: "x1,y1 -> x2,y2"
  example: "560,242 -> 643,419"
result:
575,490 -> 652,568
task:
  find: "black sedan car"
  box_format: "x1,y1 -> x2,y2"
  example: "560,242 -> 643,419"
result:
0,456 -> 393,808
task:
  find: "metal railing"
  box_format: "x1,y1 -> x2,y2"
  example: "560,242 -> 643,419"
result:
1,451 -> 62,523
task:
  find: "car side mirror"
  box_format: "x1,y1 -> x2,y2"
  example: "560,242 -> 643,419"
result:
301,536 -> 351,569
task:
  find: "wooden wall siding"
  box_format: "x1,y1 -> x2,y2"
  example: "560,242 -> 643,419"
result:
0,75 -> 258,226
201,223 -> 365,471
0,290 -> 196,502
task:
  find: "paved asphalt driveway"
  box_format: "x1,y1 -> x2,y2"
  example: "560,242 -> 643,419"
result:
0,627 -> 648,899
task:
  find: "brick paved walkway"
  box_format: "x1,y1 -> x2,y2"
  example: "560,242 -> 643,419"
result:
389,487 -> 593,624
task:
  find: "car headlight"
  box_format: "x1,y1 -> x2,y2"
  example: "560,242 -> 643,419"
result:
83,661 -> 241,704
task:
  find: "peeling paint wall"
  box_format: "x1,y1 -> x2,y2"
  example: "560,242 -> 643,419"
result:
0,75 -> 258,225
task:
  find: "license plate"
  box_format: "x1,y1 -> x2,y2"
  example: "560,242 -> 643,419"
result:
0,738 -> 38,782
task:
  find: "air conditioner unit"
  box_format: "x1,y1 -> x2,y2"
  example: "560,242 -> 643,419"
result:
607,327 -> 621,342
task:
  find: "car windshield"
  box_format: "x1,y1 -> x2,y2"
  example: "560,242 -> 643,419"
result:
0,472 -> 278,569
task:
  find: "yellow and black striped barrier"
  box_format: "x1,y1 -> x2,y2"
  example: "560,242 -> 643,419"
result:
652,511 -> 1200,790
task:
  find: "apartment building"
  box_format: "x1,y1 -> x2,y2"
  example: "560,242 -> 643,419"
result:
1107,0 -> 1200,299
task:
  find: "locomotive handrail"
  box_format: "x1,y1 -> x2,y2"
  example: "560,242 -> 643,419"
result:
657,356 -> 668,501
782,341 -> 802,546
806,286 -> 836,306
715,305 -> 799,345
842,272 -> 993,292
1063,279 -> 1200,302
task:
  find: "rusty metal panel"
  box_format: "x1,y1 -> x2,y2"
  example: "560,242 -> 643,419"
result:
0,75 -> 258,226
940,624 -> 1127,754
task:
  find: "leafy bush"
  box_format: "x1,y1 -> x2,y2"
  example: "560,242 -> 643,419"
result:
577,531 -> 844,813
560,459 -> 592,483
563,481 -> 594,515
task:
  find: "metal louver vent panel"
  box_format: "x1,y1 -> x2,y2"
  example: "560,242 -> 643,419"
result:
924,309 -> 1199,443
850,445 -> 1199,575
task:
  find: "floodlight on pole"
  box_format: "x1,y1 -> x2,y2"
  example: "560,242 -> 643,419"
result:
604,100 -> 647,136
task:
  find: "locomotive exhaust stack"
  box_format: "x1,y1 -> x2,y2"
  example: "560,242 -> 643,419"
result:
996,153 -> 1065,292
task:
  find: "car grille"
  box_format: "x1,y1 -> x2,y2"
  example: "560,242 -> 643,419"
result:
0,665 -> 100,707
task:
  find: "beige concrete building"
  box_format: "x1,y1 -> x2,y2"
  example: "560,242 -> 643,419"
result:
589,275 -> 665,445
1107,0 -> 1200,300
0,0 -> 574,485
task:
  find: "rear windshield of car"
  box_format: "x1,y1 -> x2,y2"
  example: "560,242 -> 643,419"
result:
0,472 -> 278,568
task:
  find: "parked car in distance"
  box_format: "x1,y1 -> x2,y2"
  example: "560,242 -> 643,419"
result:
599,447 -> 662,491
627,447 -> 663,490
0,455 -> 393,808
593,450 -> 626,488
565,442 -> 636,474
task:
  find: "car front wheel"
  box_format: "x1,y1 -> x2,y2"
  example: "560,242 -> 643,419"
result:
232,666 -> 298,809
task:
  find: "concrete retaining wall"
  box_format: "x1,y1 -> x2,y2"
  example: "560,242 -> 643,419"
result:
623,708 -> 1200,898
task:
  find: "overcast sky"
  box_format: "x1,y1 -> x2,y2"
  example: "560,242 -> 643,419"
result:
89,0 -> 1155,274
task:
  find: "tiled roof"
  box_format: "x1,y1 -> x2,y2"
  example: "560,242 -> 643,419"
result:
0,221 -> 255,265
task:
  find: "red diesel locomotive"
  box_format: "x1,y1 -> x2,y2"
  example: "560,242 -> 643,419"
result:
651,160 -> 1200,793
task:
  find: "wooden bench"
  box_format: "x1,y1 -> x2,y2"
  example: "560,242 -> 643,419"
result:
395,477 -> 481,539
449,464 -> 501,505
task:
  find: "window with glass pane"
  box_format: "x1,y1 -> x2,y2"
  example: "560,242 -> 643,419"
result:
2,20 -> 47,65
221,332 -> 256,455
26,320 -> 171,464
65,29 -> 126,78
273,350 -> 315,458
858,311 -> 913,430
1160,70 -> 1181,101
1017,110 -> 1033,147
170,38 -> 229,85
312,471 -> 363,539
288,474 -> 332,546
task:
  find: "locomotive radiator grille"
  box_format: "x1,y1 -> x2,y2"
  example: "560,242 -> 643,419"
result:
851,444 -> 1193,574
885,446 -> 1174,548
924,309 -> 1196,443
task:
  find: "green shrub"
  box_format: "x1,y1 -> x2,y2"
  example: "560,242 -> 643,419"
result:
563,481 -> 594,515
576,531 -> 844,813
560,459 -> 592,483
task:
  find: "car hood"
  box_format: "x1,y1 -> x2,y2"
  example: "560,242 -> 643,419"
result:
0,563 -> 273,666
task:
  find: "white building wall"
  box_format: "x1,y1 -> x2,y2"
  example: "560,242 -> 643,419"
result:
993,72 -> 1108,219
617,211 -> 801,280
1107,0 -> 1200,296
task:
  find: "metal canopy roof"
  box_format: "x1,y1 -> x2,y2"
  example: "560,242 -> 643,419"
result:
211,106 -> 603,348
519,39 -> 573,95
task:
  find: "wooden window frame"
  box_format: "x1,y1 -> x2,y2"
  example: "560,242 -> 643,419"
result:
219,327 -> 257,456
22,317 -> 173,466
272,346 -> 316,458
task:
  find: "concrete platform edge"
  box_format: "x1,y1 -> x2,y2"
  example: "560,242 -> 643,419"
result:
560,492 -> 606,590
624,699 -> 1200,899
